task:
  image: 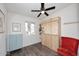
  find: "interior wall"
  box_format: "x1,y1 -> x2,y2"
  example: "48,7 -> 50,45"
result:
0,4 -> 7,56
52,4 -> 79,39
6,12 -> 40,51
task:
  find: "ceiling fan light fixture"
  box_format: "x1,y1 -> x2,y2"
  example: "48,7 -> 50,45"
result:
31,3 -> 55,17
41,11 -> 45,14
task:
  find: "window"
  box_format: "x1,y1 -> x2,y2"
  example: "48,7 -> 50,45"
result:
25,22 -> 35,35
25,22 -> 28,32
30,23 -> 35,34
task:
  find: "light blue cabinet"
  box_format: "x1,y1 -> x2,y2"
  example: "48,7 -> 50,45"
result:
8,34 -> 23,51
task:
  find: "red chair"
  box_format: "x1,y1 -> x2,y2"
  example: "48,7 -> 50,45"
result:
58,37 -> 79,56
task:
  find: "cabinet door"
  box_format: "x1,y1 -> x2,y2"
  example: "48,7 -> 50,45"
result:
16,34 -> 23,50
9,34 -> 23,51
9,35 -> 17,51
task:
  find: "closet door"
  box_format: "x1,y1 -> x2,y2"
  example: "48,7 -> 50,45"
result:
41,23 -> 48,47
51,18 -> 60,52
46,22 -> 53,49
41,21 -> 52,48
41,17 -> 61,52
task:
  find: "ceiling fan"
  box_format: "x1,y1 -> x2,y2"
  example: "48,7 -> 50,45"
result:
31,3 -> 55,17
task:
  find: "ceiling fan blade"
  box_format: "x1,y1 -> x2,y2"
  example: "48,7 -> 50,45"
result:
45,6 -> 55,11
44,12 -> 49,16
41,3 -> 44,10
37,13 -> 41,17
31,10 -> 41,12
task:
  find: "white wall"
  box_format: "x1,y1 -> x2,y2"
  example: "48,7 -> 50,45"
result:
6,12 -> 40,51
52,4 -> 79,39
0,4 -> 7,56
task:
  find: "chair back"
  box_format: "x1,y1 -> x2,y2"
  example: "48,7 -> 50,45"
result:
61,37 -> 79,54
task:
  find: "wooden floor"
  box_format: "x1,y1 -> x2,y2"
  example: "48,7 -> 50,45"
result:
7,43 -> 59,56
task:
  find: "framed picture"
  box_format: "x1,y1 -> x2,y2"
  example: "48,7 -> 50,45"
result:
12,23 -> 21,32
0,9 -> 5,33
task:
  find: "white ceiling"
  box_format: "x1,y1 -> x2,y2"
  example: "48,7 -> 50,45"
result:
4,3 -> 73,19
